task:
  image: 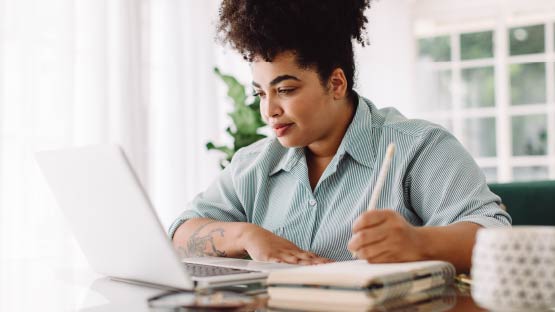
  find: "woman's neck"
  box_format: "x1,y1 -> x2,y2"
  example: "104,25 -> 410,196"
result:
306,95 -> 356,159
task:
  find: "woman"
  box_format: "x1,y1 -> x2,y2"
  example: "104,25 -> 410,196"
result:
169,0 -> 511,272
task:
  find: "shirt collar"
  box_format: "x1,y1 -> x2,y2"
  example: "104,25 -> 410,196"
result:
269,146 -> 304,176
341,93 -> 377,169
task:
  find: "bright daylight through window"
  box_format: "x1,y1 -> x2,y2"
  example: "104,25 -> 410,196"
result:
414,17 -> 555,183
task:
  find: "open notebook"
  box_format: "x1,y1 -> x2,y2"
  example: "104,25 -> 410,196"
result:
267,260 -> 455,311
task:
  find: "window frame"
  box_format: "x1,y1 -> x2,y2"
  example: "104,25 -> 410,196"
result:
412,14 -> 555,183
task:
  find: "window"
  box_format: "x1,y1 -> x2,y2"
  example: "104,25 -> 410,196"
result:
414,19 -> 555,183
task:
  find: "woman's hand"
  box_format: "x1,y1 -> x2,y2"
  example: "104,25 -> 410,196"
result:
240,224 -> 332,265
347,210 -> 426,263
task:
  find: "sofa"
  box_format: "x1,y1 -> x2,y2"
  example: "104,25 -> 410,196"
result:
488,180 -> 555,226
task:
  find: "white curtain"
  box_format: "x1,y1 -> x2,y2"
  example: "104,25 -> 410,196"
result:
0,0 -> 236,281
148,0 -> 229,227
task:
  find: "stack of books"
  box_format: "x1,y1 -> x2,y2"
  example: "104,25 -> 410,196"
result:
267,260 -> 456,311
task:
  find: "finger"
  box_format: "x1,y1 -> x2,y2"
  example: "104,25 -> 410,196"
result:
267,251 -> 300,263
367,252 -> 398,263
310,257 -> 334,265
348,225 -> 389,253
293,250 -> 333,264
277,252 -> 304,264
356,244 -> 391,262
297,256 -> 332,265
267,257 -> 283,263
297,259 -> 314,265
352,210 -> 394,233
293,251 -> 317,260
268,255 -> 300,264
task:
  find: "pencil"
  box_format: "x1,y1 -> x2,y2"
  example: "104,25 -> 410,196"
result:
367,143 -> 396,211
352,143 -> 396,258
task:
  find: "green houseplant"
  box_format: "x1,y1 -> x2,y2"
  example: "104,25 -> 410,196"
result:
206,67 -> 267,168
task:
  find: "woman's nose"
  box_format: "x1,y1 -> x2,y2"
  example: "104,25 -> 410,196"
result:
263,96 -> 283,119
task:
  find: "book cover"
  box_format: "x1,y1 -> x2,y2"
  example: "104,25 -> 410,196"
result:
268,285 -> 457,312
267,260 -> 455,307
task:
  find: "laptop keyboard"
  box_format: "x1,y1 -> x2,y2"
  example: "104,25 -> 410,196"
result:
184,262 -> 256,277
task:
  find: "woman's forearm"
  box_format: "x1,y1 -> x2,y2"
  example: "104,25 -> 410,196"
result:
171,218 -> 253,258
172,218 -> 332,264
418,221 -> 481,273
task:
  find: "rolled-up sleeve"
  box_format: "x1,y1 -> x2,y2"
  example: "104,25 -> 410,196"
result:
167,160 -> 247,239
406,128 -> 512,228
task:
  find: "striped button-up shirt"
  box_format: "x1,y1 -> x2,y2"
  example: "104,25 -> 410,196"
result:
169,94 -> 511,261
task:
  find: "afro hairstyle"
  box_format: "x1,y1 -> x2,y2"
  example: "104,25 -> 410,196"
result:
216,0 -> 372,93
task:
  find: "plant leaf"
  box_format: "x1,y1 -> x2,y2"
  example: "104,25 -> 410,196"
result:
214,67 -> 247,108
206,142 -> 234,159
207,68 -> 268,169
228,105 -> 261,134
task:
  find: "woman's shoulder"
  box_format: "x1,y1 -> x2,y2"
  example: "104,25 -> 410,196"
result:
357,96 -> 456,153
366,102 -> 452,140
383,114 -> 451,139
233,136 -> 282,158
229,137 -> 288,173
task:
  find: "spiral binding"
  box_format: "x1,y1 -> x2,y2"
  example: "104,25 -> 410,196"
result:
368,262 -> 456,302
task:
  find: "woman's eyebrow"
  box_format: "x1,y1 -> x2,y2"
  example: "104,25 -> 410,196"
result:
252,75 -> 301,88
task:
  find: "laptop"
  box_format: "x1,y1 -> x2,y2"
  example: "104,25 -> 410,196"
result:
35,144 -> 296,290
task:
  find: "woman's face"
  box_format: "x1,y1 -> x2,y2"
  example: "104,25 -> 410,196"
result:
251,52 -> 344,149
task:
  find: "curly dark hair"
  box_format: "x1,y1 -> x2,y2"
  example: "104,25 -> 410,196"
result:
216,0 -> 372,94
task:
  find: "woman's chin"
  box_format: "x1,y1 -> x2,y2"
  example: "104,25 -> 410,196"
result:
276,136 -> 305,148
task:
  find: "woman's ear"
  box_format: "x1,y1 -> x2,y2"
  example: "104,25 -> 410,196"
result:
328,68 -> 348,100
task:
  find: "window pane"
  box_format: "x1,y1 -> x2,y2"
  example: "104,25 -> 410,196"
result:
510,62 -> 546,105
481,167 -> 497,182
461,31 -> 494,60
415,68 -> 452,111
463,117 -> 496,157
511,115 -> 548,156
509,24 -> 545,55
512,166 -> 549,182
462,67 -> 495,108
418,36 -> 451,62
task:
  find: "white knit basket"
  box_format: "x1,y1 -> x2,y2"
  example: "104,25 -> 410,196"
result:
471,226 -> 555,311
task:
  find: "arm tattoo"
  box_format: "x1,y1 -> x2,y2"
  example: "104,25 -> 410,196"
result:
177,221 -> 228,258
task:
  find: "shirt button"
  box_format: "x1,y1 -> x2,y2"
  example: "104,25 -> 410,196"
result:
309,199 -> 317,206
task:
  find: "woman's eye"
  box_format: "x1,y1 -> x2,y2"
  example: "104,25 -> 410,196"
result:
278,88 -> 295,94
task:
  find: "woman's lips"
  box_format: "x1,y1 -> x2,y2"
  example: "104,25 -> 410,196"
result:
273,123 -> 293,137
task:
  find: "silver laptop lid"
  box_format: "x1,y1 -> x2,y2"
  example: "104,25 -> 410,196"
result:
36,144 -> 194,290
